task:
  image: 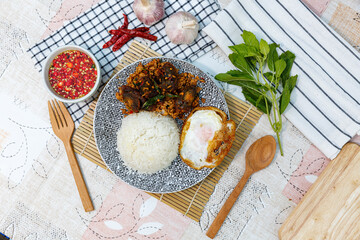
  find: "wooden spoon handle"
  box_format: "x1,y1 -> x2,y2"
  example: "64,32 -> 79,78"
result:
64,140 -> 94,212
206,169 -> 252,239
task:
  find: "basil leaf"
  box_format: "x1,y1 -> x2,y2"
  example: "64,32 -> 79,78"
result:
287,75 -> 298,92
229,45 -> 238,54
267,43 -> 279,72
246,57 -> 257,71
263,72 -> 275,83
242,87 -> 272,114
279,51 -> 295,84
279,75 -> 297,113
226,70 -> 243,76
229,53 -> 253,76
229,44 -> 248,55
242,30 -> 259,49
225,81 -> 265,92
255,95 -> 271,114
226,70 -> 254,80
259,39 -> 270,57
215,73 -> 265,94
229,44 -> 260,57
142,95 -> 165,109
279,85 -> 291,114
215,72 -> 254,81
165,94 -> 179,98
152,79 -> 161,93
275,59 -> 286,78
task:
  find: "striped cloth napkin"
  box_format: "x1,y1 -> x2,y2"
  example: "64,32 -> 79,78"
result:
203,0 -> 360,159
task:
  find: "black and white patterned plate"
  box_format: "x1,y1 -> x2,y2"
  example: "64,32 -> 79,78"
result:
94,57 -> 229,193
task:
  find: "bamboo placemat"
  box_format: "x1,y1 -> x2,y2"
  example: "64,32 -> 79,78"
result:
72,40 -> 262,222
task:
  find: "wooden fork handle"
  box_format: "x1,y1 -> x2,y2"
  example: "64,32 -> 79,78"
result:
63,140 -> 94,212
206,169 -> 253,239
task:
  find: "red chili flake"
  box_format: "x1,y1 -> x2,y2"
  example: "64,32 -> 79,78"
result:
48,50 -> 97,99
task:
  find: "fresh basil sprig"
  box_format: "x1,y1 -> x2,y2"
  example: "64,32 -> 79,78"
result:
216,30 -> 298,156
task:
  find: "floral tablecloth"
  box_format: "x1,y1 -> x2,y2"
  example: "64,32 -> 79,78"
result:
0,0 -> 359,239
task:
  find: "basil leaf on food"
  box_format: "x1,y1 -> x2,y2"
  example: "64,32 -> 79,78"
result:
142,95 -> 165,109
165,94 -> 179,98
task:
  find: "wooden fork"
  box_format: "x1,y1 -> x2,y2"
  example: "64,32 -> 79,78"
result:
48,100 -> 94,212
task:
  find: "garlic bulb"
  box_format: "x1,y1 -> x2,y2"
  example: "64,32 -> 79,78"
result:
165,11 -> 199,45
133,0 -> 164,26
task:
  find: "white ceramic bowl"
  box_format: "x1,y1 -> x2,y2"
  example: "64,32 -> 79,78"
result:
42,45 -> 101,103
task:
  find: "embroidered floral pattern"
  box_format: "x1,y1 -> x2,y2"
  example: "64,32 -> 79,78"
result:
81,181 -> 190,240
279,145 -> 330,203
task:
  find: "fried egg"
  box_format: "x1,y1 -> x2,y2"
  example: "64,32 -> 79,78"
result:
179,107 -> 236,170
180,110 -> 222,164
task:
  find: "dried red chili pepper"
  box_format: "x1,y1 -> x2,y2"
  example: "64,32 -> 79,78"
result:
111,27 -> 152,51
122,13 -> 129,29
109,27 -> 149,35
112,34 -> 133,52
103,32 -> 121,49
130,26 -> 149,32
103,14 -> 157,51
103,14 -> 129,49
117,29 -> 157,41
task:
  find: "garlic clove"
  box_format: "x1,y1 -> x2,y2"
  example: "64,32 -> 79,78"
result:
165,11 -> 199,45
133,0 -> 165,26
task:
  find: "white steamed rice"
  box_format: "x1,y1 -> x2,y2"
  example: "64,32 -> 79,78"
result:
117,111 -> 180,174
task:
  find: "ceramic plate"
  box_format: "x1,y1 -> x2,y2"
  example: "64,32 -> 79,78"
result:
94,57 -> 229,193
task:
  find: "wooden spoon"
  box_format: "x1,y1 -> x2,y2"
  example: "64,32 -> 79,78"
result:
206,135 -> 276,238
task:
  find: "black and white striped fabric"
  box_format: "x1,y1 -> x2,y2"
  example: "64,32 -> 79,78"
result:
28,0 -> 219,125
204,0 -> 360,159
